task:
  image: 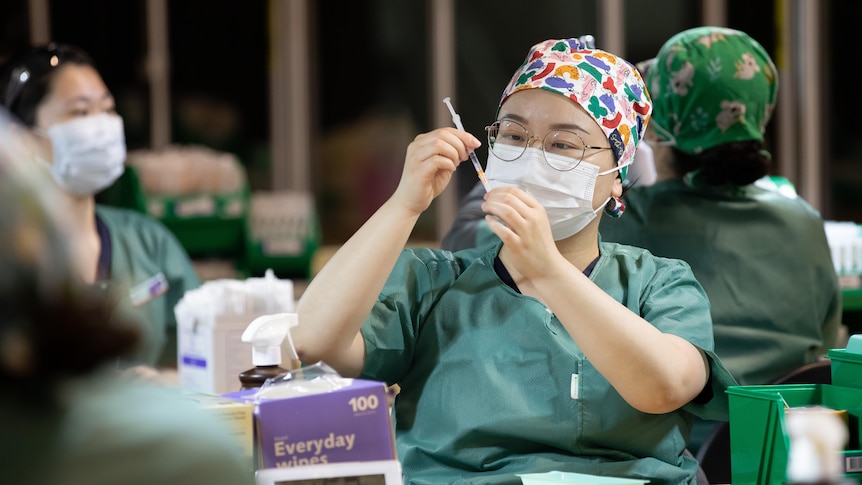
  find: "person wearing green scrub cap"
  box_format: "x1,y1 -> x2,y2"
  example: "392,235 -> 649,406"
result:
647,26 -> 778,157
600,26 -> 840,454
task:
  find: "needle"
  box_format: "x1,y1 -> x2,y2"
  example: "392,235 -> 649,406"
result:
442,97 -> 490,192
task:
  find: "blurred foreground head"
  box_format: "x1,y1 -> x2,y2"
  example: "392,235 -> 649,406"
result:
0,108 -> 139,397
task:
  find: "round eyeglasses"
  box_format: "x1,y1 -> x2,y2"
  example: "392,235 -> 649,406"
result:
485,119 -> 612,172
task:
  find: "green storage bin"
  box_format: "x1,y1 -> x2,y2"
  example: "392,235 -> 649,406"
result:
243,191 -> 321,279
727,383 -> 862,485
98,162 -> 250,258
830,349 -> 862,390
145,187 -> 249,257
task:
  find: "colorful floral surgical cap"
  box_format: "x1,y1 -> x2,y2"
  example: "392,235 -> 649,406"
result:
498,38 -> 652,178
647,26 -> 778,154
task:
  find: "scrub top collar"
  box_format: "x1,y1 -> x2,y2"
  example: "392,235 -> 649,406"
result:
95,213 -> 112,281
493,254 -> 600,294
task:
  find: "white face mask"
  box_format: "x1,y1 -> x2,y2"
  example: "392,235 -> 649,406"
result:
41,113 -> 126,195
485,145 -> 624,240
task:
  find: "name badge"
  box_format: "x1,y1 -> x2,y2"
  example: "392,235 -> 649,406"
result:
129,272 -> 169,307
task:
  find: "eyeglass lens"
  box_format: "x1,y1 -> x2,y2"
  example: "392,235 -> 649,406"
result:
487,120 -> 586,171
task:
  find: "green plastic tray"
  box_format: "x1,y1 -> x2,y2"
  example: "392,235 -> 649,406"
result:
727,383 -> 862,485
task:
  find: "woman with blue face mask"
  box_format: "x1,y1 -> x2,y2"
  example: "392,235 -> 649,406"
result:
290,38 -> 736,485
0,43 -> 201,371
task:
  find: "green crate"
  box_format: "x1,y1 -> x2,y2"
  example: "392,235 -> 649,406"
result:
145,188 -> 249,257
243,191 -> 321,279
97,165 -> 250,258
842,450 -> 862,478
829,349 -> 862,390
727,383 -> 862,485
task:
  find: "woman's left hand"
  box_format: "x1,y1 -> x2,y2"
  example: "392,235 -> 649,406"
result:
481,186 -> 563,280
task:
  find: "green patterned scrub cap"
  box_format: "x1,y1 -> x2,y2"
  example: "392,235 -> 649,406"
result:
647,26 -> 778,154
499,38 -> 652,179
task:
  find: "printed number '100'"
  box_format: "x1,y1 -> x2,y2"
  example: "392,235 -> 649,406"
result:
348,394 -> 379,412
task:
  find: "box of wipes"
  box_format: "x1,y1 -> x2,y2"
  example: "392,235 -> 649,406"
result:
181,392 -> 255,474
222,363 -> 396,469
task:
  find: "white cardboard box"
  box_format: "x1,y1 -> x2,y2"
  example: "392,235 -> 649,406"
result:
178,312 -> 260,395
175,274 -> 295,395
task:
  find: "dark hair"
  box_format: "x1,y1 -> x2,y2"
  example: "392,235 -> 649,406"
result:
0,282 -> 142,397
672,141 -> 771,187
0,134 -> 140,399
0,43 -> 96,127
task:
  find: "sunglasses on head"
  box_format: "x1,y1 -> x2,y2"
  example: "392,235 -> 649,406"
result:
2,43 -> 87,109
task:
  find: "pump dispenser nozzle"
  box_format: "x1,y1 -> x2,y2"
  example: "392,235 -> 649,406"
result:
241,312 -> 298,365
239,313 -> 299,390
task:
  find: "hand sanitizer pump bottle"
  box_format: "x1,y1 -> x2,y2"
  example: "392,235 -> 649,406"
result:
238,313 -> 298,390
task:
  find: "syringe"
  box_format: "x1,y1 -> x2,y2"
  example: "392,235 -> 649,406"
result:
442,97 -> 490,192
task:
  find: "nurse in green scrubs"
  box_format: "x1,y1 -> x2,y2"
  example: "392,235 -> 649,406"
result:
292,38 -> 736,485
602,26 -> 840,387
598,26 -> 841,454
0,43 -> 200,369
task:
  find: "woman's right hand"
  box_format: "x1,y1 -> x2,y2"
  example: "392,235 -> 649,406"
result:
392,127 -> 481,215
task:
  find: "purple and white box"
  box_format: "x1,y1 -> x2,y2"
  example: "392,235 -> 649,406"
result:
224,378 -> 396,469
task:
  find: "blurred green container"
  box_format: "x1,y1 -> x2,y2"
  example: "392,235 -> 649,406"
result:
98,164 -> 249,258
146,188 -> 249,257
727,383 -> 862,485
242,191 -> 321,279
829,347 -> 862,390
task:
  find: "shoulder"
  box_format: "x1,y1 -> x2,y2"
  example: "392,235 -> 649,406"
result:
624,179 -> 687,202
96,205 -> 187,248
598,241 -> 702,294
386,243 -> 497,293
96,205 -> 174,233
602,181 -> 684,230
400,242 -> 497,271
58,377 -> 252,484
598,242 -> 713,342
600,240 -> 693,272
742,183 -> 829,225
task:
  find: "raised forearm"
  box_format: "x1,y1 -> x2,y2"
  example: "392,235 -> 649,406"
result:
292,199 -> 420,376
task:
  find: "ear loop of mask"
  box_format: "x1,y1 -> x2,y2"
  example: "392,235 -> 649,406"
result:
597,159 -> 633,177
598,157 -> 632,217
650,120 -> 678,148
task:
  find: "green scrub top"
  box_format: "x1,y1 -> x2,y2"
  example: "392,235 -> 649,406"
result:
359,241 -> 736,485
96,205 -> 201,368
2,372 -> 254,485
600,179 -> 841,386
